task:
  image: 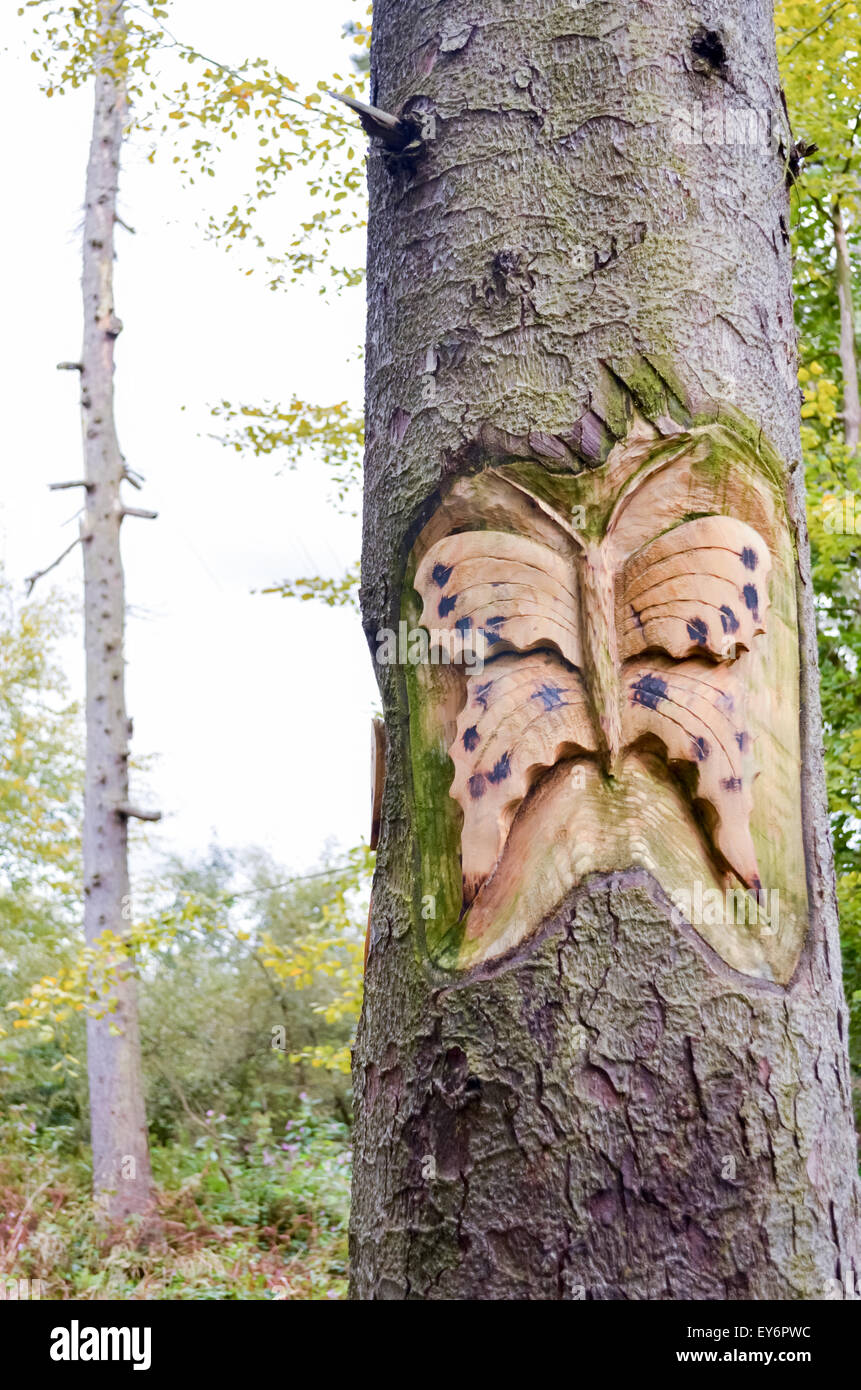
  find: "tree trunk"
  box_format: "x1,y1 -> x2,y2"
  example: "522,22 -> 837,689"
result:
351,0 -> 860,1300
80,0 -> 154,1224
833,200 -> 860,453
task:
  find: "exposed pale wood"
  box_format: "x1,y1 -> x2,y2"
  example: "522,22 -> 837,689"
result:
413,448 -> 777,914
579,539 -> 623,767
461,754 -> 790,979
370,717 -> 386,851
622,654 -> 760,889
410,425 -> 805,973
449,652 -> 596,902
415,527 -> 582,668
602,433 -> 779,566
618,516 -> 771,662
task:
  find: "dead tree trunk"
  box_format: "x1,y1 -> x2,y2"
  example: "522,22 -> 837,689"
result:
80,0 -> 155,1223
351,0 -> 860,1299
833,200 -> 860,453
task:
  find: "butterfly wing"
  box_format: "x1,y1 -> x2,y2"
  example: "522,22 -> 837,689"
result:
415,530 -> 582,668
623,654 -> 761,888
617,516 -> 771,663
450,652 -> 597,903
413,519 -> 592,905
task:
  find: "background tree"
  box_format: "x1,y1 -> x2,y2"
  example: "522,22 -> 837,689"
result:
778,1 -> 861,1096
777,1 -> 861,450
21,0 -> 369,1223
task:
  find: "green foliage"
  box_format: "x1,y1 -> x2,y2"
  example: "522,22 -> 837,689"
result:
0,575 -> 81,905
262,565 -> 361,609
210,395 -> 364,511
0,1095 -> 350,1299
0,569 -> 364,1301
9,0 -> 861,1301
22,1 -> 370,287
0,573 -> 82,1071
778,3 -> 861,1077
4,843 -> 370,1129
777,3 -> 861,384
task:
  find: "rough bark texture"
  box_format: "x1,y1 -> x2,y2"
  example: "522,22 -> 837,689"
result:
352,0 -> 860,1299
80,0 -> 154,1222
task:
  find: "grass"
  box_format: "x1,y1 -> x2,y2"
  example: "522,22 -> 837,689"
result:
0,1097 -> 350,1300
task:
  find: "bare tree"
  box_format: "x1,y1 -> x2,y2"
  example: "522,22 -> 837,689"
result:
36,0 -> 159,1224
833,200 -> 861,452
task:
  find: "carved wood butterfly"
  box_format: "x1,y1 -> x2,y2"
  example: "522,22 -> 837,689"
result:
415,461 -> 771,908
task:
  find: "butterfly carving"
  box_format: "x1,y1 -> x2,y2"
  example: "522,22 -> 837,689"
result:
414,466 -> 771,908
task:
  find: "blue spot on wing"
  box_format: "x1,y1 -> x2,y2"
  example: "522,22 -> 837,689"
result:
691,735 -> 710,762
531,684 -> 569,711
462,725 -> 479,752
432,562 -> 453,587
742,584 -> 759,620
487,753 -> 511,784
438,593 -> 458,618
474,682 -> 493,711
687,617 -> 708,646
631,673 -> 668,710
481,615 -> 505,646
720,605 -> 739,634
741,547 -> 758,571
468,773 -> 486,800
455,616 -> 473,634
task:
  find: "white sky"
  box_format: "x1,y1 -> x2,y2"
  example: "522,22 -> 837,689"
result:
0,2 -> 378,878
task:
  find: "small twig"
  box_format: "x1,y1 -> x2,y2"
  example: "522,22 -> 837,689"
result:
125,6 -> 353,130
115,215 -> 136,234
122,467 -> 143,491
56,361 -> 83,372
154,1065 -> 236,1193
0,1180 -> 51,1274
784,0 -> 848,56
49,480 -> 93,492
25,536 -> 81,595
121,506 -> 158,520
117,803 -> 162,822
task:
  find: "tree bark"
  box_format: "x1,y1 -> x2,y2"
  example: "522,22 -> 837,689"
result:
80,0 -> 154,1223
833,199 -> 860,453
351,0 -> 860,1299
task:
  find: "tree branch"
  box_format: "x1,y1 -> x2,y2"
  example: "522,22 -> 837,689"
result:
117,803 -> 162,822
25,537 -> 81,596
784,0 -> 848,56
